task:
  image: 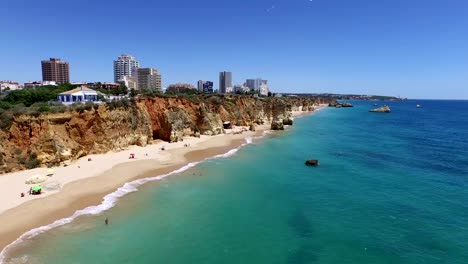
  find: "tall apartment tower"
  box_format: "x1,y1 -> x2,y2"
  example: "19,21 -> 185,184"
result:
137,68 -> 162,91
114,54 -> 140,82
197,80 -> 204,92
41,58 -> 70,84
246,78 -> 263,91
203,81 -> 214,93
219,71 -> 232,94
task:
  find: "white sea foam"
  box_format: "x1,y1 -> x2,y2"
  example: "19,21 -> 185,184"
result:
211,137 -> 254,159
0,161 -> 200,263
212,148 -> 240,159
0,134 -> 270,262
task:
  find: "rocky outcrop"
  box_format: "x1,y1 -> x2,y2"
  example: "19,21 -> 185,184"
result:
329,102 -> 353,108
305,159 -> 319,166
282,117 -> 294,125
0,95 -> 337,173
271,119 -> 284,130
370,105 -> 391,113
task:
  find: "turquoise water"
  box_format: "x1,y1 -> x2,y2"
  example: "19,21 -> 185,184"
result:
3,100 -> 468,264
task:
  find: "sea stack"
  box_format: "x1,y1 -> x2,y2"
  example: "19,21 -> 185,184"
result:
370,105 -> 391,113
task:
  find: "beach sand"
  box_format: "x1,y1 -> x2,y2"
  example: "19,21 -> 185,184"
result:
0,106 -> 326,255
0,125 -> 266,252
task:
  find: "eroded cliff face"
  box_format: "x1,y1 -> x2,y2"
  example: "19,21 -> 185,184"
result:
0,95 -> 336,173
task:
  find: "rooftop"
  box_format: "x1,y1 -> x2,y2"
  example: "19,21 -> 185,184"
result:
59,86 -> 96,95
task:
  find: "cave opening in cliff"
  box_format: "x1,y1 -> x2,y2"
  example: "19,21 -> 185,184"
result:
152,131 -> 158,140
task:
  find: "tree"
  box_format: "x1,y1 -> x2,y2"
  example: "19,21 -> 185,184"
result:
166,83 -> 198,95
129,88 -> 137,98
97,94 -> 107,102
2,84 -> 76,107
114,84 -> 128,96
165,89 -> 175,96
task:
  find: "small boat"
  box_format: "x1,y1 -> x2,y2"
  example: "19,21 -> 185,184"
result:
416,104 -> 422,108
373,103 -> 378,106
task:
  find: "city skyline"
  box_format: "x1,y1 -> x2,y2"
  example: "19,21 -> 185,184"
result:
3,53 -> 269,93
5,53 -> 269,93
1,0 -> 468,99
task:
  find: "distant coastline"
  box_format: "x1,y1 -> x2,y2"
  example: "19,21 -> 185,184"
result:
281,93 -> 406,101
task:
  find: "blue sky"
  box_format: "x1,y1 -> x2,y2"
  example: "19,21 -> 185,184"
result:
1,0 -> 468,99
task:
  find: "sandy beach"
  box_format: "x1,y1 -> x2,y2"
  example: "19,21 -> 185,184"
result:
0,106 -> 326,256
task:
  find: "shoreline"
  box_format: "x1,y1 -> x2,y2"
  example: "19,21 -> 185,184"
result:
0,106 -> 327,260
0,129 -> 263,258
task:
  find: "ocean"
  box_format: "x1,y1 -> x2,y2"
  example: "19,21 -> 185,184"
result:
2,100 -> 468,264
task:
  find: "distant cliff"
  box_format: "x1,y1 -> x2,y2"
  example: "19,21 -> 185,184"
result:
0,95 -> 336,173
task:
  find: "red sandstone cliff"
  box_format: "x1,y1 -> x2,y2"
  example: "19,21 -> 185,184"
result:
0,95 -> 336,173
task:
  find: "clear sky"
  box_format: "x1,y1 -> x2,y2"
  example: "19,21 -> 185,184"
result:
1,0 -> 468,99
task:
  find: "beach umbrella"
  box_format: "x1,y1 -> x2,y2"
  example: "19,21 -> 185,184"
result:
25,174 -> 48,184
32,185 -> 42,192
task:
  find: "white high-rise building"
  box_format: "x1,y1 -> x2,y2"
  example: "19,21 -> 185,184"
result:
234,84 -> 250,94
197,80 -> 204,92
113,54 -> 140,82
246,78 -> 263,91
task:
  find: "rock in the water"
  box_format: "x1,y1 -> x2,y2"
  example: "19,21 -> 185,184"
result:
341,102 -> 354,107
370,105 -> 391,113
305,159 -> 319,166
282,117 -> 294,125
271,120 -> 284,130
329,102 -> 353,108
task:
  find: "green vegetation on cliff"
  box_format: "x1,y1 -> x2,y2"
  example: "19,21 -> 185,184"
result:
1,84 -> 77,107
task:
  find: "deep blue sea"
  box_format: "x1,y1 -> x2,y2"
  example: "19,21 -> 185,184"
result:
2,100 -> 468,264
